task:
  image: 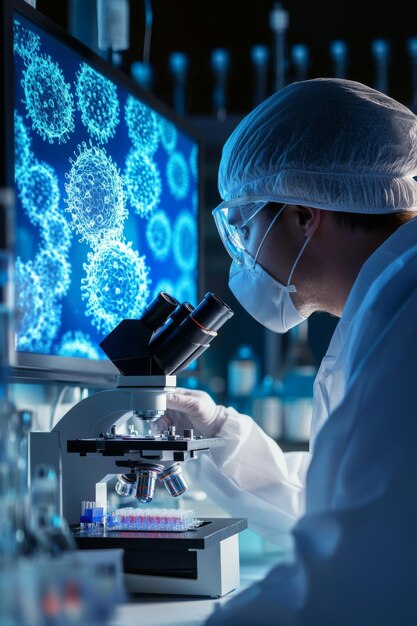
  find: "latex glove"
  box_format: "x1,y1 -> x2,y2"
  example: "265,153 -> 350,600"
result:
160,387 -> 228,438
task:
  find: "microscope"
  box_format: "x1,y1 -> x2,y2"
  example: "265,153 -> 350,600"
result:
30,292 -> 247,597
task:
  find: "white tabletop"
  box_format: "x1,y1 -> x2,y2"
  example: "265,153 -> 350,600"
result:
110,559 -> 278,626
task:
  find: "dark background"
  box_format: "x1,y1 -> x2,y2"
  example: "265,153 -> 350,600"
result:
37,0 -> 417,114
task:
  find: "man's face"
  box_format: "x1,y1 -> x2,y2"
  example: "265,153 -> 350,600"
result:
233,205 -> 296,287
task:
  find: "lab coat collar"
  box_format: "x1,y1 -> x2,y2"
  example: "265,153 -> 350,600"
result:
310,217 -> 417,448
341,217 -> 417,326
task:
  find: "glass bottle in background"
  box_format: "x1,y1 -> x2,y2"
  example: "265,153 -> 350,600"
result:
252,375 -> 284,440
282,320 -> 317,444
227,345 -> 260,414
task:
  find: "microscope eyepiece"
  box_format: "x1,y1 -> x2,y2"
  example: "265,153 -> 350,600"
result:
149,302 -> 194,352
148,292 -> 234,374
140,292 -> 179,331
191,292 -> 232,330
150,312 -> 216,375
210,306 -> 234,332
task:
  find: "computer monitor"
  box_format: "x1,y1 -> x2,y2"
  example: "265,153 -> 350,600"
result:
1,0 -> 202,385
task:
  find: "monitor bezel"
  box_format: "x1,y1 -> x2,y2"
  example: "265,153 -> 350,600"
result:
2,0 -> 204,386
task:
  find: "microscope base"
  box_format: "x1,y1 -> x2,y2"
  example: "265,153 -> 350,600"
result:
72,517 -> 247,598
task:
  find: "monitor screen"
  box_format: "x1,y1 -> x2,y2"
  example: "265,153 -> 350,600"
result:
10,4 -> 200,382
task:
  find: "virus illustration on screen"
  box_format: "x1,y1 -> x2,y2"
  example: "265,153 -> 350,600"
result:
65,141 -> 127,246
189,145 -> 198,180
17,160 -> 60,226
158,117 -> 177,153
125,95 -> 160,156
152,279 -> 175,300
175,274 -> 197,307
145,210 -> 172,261
75,63 -> 120,143
124,149 -> 161,218
15,257 -> 61,353
21,54 -> 74,144
56,331 -> 101,360
40,210 -> 73,255
172,211 -> 197,273
166,152 -> 190,200
13,19 -> 41,63
34,248 -> 71,299
14,110 -> 32,174
81,240 -> 151,334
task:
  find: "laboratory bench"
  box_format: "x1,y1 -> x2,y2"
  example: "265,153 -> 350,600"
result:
110,557 -> 279,626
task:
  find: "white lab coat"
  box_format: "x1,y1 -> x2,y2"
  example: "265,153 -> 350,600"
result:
199,217 -> 417,624
190,218 -> 417,541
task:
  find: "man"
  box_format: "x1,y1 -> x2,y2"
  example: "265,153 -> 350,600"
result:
166,79 -> 417,624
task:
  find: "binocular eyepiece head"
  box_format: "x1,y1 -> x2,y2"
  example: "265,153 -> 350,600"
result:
99,291 -> 233,376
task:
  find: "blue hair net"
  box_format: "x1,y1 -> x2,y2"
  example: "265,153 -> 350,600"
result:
218,79 -> 417,213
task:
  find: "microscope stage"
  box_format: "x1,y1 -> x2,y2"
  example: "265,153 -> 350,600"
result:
72,517 -> 246,548
67,436 -> 224,458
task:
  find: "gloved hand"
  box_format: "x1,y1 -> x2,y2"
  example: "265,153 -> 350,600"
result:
159,387 -> 228,438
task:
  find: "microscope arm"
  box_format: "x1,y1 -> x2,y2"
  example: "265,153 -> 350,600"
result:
52,380 -> 174,441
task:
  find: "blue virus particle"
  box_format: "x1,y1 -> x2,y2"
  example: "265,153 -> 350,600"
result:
17,160 -> 60,226
158,117 -> 177,153
57,331 -> 101,359
172,211 -> 197,272
125,149 -> 161,218
65,141 -> 127,245
40,210 -> 73,255
22,54 -> 74,144
125,95 -> 160,156
166,152 -> 190,200
175,274 -> 197,306
190,145 -> 198,180
15,257 -> 61,353
81,240 -> 151,334
146,210 -> 172,261
13,19 -> 41,63
75,63 -> 120,143
152,279 -> 175,300
34,248 -> 71,299
14,110 -> 32,174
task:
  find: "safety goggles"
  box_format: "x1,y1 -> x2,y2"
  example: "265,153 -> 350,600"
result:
212,196 -> 281,264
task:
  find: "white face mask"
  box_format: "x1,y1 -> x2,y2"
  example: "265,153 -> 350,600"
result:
228,205 -> 313,334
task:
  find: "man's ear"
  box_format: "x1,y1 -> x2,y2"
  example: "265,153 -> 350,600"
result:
295,205 -> 321,237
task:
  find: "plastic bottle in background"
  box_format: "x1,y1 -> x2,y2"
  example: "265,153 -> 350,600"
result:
252,375 -> 284,440
282,321 -> 317,444
282,367 -> 316,443
211,48 -> 230,121
227,345 -> 260,414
